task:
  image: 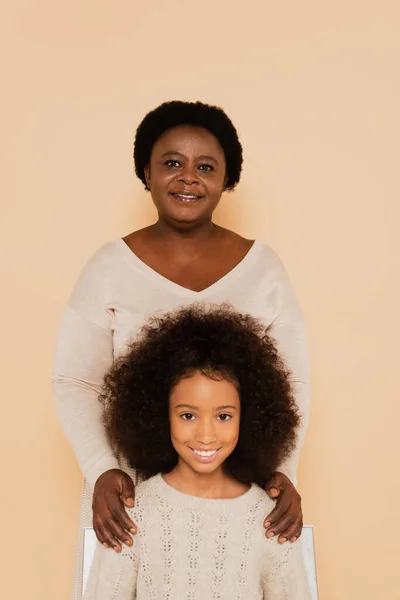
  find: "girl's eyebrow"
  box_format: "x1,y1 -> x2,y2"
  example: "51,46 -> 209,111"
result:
174,404 -> 237,411
160,151 -> 218,164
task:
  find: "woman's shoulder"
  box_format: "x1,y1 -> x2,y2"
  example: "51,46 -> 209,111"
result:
67,240 -> 128,308
252,240 -> 288,272
76,239 -> 124,276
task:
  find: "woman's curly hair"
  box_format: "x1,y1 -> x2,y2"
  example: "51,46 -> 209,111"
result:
133,101 -> 243,192
101,305 -> 300,487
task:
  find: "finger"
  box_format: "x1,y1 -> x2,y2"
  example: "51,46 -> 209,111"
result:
265,474 -> 280,495
264,499 -> 291,528
94,520 -> 122,552
278,520 -> 303,544
267,487 -> 280,498
273,515 -> 302,543
265,512 -> 294,539
110,503 -> 137,535
105,516 -> 134,546
121,477 -> 135,508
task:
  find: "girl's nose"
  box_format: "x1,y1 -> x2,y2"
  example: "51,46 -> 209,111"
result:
195,421 -> 217,444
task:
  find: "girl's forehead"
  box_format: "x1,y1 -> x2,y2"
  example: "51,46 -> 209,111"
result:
170,372 -> 240,407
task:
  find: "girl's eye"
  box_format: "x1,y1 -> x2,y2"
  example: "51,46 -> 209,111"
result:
181,413 -> 195,421
218,414 -> 232,422
198,163 -> 213,172
165,160 -> 181,168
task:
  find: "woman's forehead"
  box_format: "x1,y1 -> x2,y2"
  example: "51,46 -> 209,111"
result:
152,124 -> 225,158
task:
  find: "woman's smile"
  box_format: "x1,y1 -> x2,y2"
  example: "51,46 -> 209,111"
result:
169,191 -> 205,204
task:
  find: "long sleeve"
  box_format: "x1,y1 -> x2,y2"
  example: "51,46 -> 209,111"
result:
83,541 -> 138,600
261,538 -> 311,599
52,246 -> 119,489
267,252 -> 310,486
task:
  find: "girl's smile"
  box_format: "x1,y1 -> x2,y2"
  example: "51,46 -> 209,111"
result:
189,447 -> 222,463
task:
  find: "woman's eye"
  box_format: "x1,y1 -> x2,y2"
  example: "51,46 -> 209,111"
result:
218,414 -> 232,422
198,163 -> 213,172
181,413 -> 195,421
165,160 -> 181,168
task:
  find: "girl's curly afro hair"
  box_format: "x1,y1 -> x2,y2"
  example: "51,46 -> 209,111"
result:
101,305 -> 300,487
133,101 -> 243,192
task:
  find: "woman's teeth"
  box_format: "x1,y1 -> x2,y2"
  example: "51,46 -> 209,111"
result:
173,193 -> 201,202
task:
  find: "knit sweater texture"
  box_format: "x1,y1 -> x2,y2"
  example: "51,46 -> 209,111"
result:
83,474 -> 311,600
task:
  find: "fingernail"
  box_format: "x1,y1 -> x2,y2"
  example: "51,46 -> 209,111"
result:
291,537 -> 297,543
130,528 -> 136,534
113,546 -> 121,553
267,531 -> 275,538
264,521 -> 271,528
279,537 -> 287,544
125,539 -> 133,546
102,543 -> 108,549
126,498 -> 134,507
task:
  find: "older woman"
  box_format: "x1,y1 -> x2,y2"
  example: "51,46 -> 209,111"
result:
53,100 -> 310,600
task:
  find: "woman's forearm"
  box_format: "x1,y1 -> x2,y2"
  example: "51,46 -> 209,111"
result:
266,252 -> 311,486
53,306 -> 119,488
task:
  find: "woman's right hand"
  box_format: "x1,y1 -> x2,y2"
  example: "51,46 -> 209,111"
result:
92,469 -> 137,552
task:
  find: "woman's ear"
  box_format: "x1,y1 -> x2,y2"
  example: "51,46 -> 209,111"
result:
144,165 -> 151,191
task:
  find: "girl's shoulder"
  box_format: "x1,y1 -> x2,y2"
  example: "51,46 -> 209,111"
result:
127,477 -> 277,521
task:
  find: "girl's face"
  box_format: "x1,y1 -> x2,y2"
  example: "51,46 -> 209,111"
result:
169,370 -> 240,477
144,125 -> 227,228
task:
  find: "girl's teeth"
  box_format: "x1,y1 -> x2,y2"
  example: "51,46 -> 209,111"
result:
193,449 -> 217,457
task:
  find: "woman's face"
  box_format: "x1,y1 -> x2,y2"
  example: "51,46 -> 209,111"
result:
145,125 -> 227,228
169,370 -> 240,477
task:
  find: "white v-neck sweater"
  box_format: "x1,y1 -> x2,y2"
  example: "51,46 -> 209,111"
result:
53,239 -> 310,600
83,474 -> 311,600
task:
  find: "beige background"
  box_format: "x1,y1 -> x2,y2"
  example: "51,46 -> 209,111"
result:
1,1 -> 399,599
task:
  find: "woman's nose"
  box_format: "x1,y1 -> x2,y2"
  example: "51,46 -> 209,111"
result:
178,164 -> 198,184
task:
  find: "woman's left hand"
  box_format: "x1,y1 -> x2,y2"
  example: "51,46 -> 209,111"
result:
264,472 -> 303,543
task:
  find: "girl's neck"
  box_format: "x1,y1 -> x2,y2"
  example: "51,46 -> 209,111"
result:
163,462 -> 249,500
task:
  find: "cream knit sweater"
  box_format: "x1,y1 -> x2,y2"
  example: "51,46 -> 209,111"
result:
53,239 -> 310,600
84,474 -> 311,600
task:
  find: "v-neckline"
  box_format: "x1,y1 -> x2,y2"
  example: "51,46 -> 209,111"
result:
116,238 -> 261,298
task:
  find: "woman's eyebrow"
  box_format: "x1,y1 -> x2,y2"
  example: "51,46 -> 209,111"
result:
160,151 -> 218,164
198,154 -> 218,164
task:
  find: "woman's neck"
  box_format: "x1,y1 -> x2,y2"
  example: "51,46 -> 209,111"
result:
163,462 -> 249,500
150,219 -> 224,252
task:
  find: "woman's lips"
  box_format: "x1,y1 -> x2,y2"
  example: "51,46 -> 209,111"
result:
170,192 -> 203,203
189,447 -> 222,463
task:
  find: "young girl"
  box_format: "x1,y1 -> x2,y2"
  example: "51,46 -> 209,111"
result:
84,305 -> 311,599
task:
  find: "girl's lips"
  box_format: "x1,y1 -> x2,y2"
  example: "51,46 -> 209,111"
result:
189,447 -> 222,463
